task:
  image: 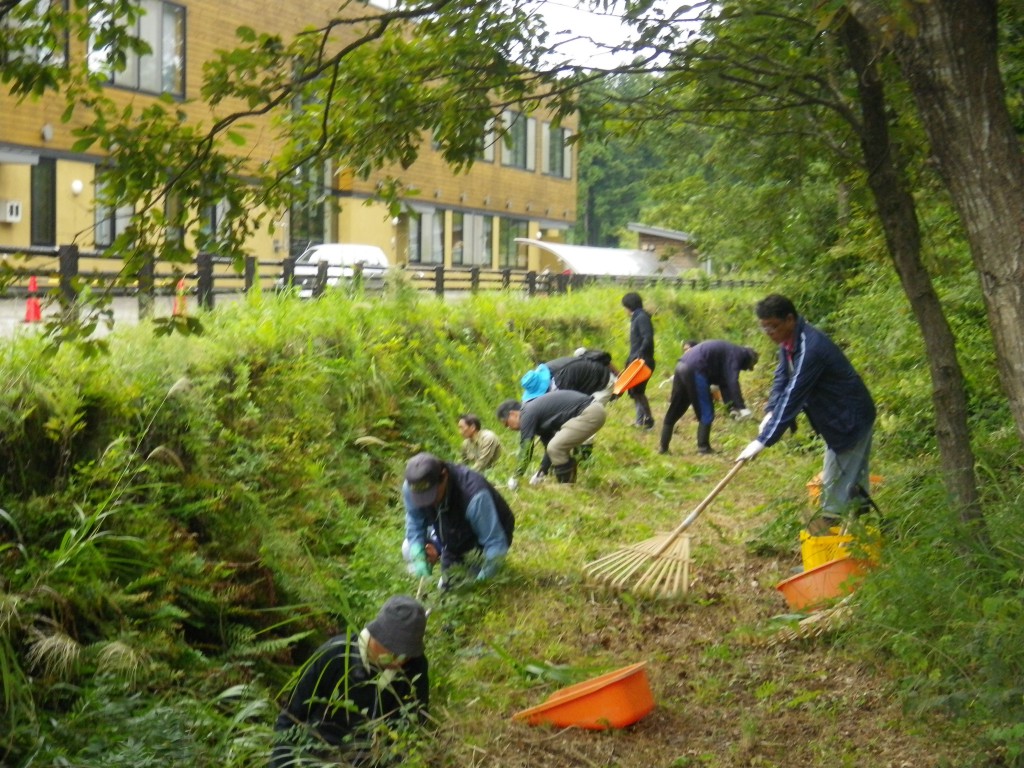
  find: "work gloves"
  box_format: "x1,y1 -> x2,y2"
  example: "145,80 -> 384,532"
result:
409,543 -> 432,577
731,408 -> 753,421
477,555 -> 505,581
736,440 -> 765,463
506,476 -> 519,491
529,470 -> 546,486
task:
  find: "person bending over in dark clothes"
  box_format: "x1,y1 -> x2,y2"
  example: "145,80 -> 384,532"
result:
660,339 -> 759,455
737,294 -> 876,534
271,595 -> 429,767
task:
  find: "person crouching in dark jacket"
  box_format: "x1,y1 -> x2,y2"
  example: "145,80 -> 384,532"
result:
271,595 -> 429,767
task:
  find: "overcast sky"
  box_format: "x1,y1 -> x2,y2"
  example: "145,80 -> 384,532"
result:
531,0 -> 639,67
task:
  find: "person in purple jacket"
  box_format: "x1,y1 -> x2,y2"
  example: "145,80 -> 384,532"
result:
737,295 -> 876,533
660,340 -> 759,455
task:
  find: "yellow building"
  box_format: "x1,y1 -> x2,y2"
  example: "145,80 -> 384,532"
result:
0,1 -> 576,276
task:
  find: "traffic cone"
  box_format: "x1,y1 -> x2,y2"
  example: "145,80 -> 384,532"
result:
23,275 -> 42,323
172,278 -> 187,316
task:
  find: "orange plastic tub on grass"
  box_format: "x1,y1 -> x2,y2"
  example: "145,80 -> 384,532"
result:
511,662 -> 655,730
776,557 -> 871,611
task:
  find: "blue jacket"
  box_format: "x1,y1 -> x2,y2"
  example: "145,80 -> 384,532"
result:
758,318 -> 875,452
404,462 -> 514,568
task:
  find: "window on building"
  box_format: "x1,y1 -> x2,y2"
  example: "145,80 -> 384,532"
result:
289,162 -> 326,256
164,191 -> 185,250
407,211 -> 422,263
408,209 -> 444,265
451,212 -> 465,266
198,199 -> 230,252
451,213 -> 493,267
478,119 -> 496,163
94,176 -> 134,249
1,0 -> 68,67
459,213 -> 492,267
501,110 -> 535,171
542,123 -> 573,179
89,0 -> 185,97
498,218 -> 529,269
30,158 -> 57,247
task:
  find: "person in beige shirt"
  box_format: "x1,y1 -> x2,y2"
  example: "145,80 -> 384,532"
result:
458,413 -> 502,473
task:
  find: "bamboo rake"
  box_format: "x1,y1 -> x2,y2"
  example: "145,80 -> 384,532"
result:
584,459 -> 748,598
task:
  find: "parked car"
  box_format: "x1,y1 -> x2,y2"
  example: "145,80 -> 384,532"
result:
283,243 -> 390,297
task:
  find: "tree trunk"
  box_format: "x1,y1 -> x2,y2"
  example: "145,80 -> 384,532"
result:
849,0 -> 1024,448
839,14 -> 982,523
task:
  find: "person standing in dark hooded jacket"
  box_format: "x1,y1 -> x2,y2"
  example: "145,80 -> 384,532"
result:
621,292 -> 655,429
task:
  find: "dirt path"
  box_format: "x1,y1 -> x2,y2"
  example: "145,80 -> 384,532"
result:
429,421 -> 973,767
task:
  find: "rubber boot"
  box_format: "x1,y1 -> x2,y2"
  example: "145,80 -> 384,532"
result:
553,459 -> 577,484
696,423 -> 714,454
574,442 -> 594,464
659,422 -> 672,454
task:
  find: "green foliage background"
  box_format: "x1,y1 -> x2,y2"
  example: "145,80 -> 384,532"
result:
0,281 -> 1021,765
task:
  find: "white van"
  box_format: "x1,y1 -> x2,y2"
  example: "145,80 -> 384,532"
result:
287,243 -> 390,297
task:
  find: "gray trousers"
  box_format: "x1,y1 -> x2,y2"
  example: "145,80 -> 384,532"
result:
815,428 -> 873,530
547,401 -> 607,465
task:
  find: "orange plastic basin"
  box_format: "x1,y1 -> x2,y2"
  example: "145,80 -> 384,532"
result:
776,557 -> 871,611
613,360 -> 653,395
511,661 -> 655,730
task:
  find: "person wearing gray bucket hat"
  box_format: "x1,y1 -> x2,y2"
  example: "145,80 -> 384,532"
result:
367,595 -> 427,658
402,452 -> 515,585
271,595 -> 429,767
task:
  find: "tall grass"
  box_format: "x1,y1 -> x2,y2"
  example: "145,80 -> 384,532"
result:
0,280 -> 1020,765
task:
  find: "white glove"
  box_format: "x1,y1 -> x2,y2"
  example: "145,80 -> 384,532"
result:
507,476 -> 519,491
529,470 -> 546,486
759,412 -> 773,432
736,440 -> 765,462
732,408 -> 752,421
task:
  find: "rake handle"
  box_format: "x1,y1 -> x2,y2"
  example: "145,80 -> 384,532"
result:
649,459 -> 748,558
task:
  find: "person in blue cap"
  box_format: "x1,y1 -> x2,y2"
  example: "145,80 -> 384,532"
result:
519,364 -> 553,403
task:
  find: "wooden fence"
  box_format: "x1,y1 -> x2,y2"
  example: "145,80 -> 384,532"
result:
0,244 -> 763,314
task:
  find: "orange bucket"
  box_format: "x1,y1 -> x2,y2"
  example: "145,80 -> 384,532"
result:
511,661 -> 655,730
776,557 -> 871,611
612,359 -> 652,396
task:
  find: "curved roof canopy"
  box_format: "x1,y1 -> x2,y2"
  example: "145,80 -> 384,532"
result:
515,239 -> 679,277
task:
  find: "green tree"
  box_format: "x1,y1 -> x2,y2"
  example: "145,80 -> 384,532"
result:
844,0 -> 1024,449
1,0 -> 582,337
588,2 -> 982,516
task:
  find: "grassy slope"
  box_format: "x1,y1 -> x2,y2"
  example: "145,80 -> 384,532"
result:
0,280 -> 991,766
